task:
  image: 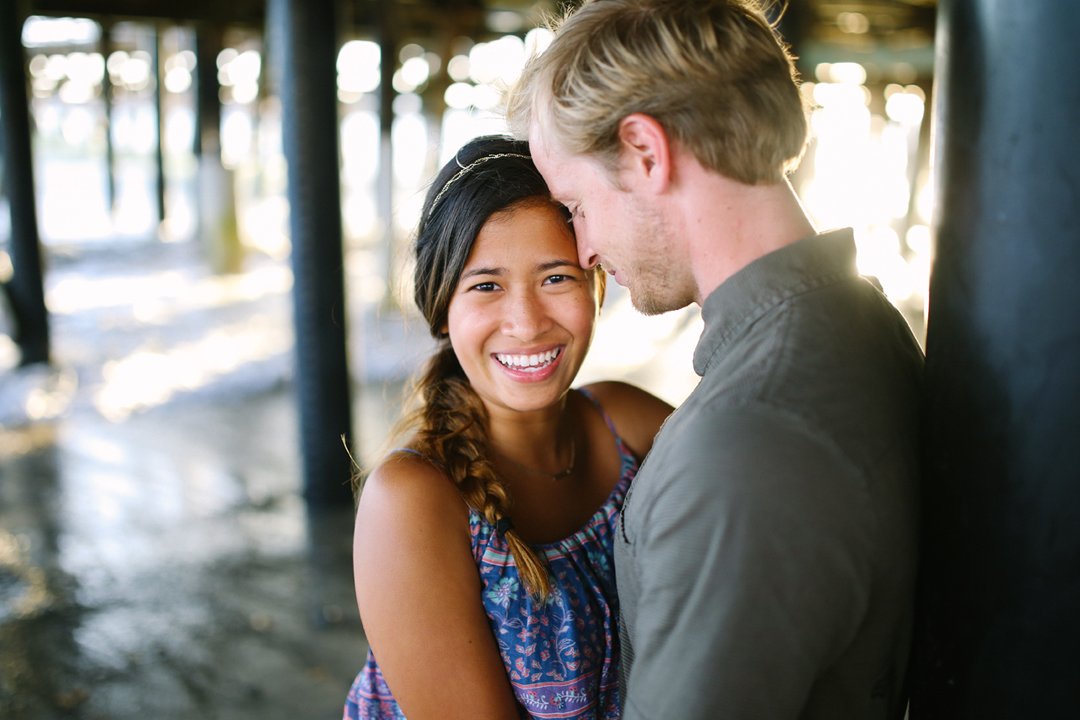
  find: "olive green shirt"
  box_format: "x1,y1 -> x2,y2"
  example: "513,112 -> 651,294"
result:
615,229 -> 923,720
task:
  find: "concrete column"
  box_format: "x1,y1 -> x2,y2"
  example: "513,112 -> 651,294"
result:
910,1 -> 1080,717
266,0 -> 354,505
0,0 -> 49,365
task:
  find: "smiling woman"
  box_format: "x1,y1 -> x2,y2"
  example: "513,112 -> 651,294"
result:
344,137 -> 673,720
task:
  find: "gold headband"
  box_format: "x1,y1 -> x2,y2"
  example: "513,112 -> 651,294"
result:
429,152 -> 532,214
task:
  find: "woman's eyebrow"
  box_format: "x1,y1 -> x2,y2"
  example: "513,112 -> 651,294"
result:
460,266 -> 505,280
535,259 -> 581,272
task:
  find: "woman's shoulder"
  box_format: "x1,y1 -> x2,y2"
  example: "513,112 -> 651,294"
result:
357,449 -> 470,539
578,381 -> 674,460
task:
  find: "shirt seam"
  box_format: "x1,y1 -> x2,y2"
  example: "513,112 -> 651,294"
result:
699,271 -> 852,376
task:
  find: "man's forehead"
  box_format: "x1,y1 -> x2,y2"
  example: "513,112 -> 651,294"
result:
525,89 -> 554,141
527,117 -> 553,160
526,124 -> 570,195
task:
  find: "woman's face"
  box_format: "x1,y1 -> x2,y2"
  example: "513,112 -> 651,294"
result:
445,202 -> 597,417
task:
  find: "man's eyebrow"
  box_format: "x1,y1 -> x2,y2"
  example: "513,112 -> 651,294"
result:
460,266 -> 505,280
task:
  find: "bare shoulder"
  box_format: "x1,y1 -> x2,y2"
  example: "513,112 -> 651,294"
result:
580,381 -> 674,460
353,454 -> 520,719
356,450 -> 469,537
353,449 -> 476,618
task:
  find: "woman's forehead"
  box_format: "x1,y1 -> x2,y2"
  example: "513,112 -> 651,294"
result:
466,203 -> 578,266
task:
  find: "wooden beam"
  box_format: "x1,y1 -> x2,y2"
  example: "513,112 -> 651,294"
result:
29,0 -> 265,25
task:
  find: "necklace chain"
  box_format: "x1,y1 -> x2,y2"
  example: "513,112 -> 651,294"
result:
496,435 -> 576,481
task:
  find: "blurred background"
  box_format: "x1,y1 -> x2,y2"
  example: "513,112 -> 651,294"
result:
0,1 -> 936,718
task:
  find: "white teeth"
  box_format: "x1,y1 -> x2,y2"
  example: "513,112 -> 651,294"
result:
496,348 -> 561,370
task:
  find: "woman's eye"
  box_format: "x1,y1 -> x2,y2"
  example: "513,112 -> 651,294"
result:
470,281 -> 499,292
544,274 -> 573,285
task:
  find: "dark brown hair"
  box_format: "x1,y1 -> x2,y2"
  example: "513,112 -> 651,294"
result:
402,135 -> 571,599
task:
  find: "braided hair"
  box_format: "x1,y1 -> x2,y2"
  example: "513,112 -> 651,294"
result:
398,136 -> 577,600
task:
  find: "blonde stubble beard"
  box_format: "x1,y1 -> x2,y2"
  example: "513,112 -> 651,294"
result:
621,200 -> 697,317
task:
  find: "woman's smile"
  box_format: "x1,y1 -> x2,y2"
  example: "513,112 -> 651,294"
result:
446,202 -> 597,415
493,345 -> 565,380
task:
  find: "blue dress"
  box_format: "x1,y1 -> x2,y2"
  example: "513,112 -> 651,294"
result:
344,390 -> 638,720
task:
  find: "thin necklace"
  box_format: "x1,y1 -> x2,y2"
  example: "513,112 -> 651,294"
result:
496,431 -> 576,481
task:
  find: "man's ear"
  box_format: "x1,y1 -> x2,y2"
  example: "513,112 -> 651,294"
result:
617,113 -> 671,192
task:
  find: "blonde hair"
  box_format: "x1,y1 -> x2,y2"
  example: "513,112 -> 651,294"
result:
507,0 -> 808,185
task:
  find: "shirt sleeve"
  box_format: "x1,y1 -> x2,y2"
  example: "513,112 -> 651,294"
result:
621,403 -> 873,720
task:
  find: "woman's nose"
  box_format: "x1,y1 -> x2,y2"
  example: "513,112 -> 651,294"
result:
501,291 -> 552,339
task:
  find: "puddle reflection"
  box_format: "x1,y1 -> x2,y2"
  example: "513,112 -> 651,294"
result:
0,393 -> 365,719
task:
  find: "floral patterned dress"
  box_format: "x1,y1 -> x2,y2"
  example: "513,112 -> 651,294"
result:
345,389 -> 638,720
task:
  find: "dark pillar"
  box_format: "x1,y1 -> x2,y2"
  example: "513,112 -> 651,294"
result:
193,23 -> 222,157
151,24 -> 165,226
266,0 -> 354,505
193,23 -> 240,274
910,1 -> 1080,717
0,0 -> 49,365
377,0 -> 397,289
100,21 -> 116,212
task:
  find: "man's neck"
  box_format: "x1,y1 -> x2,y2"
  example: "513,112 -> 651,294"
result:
669,160 -> 817,305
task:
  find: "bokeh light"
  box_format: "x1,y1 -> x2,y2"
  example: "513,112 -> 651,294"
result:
799,61 -> 929,315
337,39 -> 381,99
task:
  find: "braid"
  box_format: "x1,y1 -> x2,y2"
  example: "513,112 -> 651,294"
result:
406,344 -> 551,601
393,136 -> 561,601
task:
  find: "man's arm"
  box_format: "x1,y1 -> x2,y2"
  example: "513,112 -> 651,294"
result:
622,404 -> 872,719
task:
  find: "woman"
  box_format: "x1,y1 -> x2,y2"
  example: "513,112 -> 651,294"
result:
344,136 -> 672,720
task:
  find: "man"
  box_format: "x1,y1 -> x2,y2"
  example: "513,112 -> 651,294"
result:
507,1 -> 923,718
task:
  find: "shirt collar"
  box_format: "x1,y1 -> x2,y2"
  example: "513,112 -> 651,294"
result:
693,228 -> 858,376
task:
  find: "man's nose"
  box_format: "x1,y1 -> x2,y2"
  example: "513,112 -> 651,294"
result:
577,233 -> 600,270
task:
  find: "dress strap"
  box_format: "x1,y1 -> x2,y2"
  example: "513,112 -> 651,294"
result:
576,387 -> 622,440
390,447 -> 424,457
389,447 -> 448,470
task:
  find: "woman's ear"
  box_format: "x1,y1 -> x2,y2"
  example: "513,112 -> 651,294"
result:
594,268 -> 607,312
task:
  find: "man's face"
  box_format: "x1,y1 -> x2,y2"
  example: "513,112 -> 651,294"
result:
529,122 -> 694,316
